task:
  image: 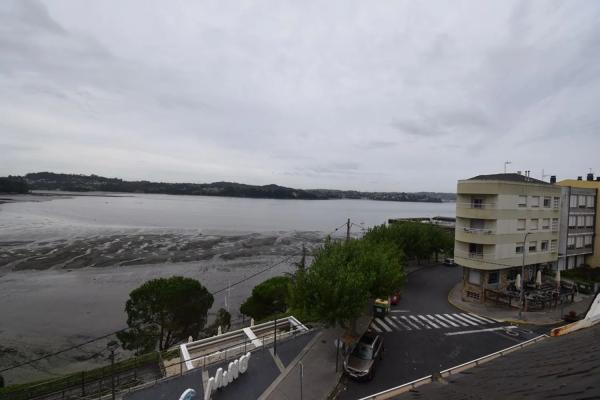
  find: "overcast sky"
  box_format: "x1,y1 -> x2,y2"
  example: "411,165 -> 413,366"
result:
1,1 -> 599,192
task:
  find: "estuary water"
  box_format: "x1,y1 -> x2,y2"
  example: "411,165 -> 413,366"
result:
0,192 -> 455,236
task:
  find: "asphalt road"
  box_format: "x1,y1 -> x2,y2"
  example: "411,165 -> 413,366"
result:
337,264 -> 540,400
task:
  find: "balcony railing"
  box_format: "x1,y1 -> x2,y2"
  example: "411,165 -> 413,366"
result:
459,227 -> 494,235
456,202 -> 497,209
455,249 -> 495,260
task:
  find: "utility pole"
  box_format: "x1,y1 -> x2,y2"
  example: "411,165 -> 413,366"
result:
346,218 -> 351,242
107,341 -> 118,400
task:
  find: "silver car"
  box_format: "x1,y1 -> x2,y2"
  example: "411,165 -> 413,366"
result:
343,332 -> 384,381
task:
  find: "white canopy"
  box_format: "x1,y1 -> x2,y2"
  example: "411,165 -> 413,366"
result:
515,273 -> 521,290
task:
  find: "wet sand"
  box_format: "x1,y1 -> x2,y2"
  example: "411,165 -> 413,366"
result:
0,229 -> 322,384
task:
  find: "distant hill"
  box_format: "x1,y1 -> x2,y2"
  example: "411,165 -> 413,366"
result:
21,172 -> 455,202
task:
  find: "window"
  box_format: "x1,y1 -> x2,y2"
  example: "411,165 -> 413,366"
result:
516,242 -> 524,254
487,271 -> 499,285
586,215 -> 594,228
529,218 -> 539,230
584,235 -> 593,248
570,195 -> 577,208
517,219 -> 526,231
567,237 -> 575,250
587,196 -> 595,208
578,195 -> 586,208
542,218 -> 550,229
541,240 -> 549,251
553,197 -> 560,208
567,256 -> 576,269
529,241 -> 537,252
468,269 -> 481,285
472,198 -> 484,209
552,218 -> 559,231
551,240 -> 557,252
517,195 -> 527,207
577,215 -> 585,227
543,197 -> 551,207
569,216 -> 576,228
576,236 -> 584,248
530,196 -> 540,207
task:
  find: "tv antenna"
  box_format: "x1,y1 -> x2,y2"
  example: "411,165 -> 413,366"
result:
541,169 -> 550,181
504,161 -> 512,173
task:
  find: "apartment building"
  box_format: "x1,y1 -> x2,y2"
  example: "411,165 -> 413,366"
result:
454,173 -> 561,302
556,173 -> 599,270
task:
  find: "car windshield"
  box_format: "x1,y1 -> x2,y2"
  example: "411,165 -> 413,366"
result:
352,343 -> 373,360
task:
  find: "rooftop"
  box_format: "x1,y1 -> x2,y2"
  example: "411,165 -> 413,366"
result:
395,325 -> 600,400
466,173 -> 550,185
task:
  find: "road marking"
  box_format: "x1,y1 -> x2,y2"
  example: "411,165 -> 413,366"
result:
410,315 -> 431,329
443,314 -> 470,327
370,322 -> 382,333
400,316 -> 421,330
375,318 -> 393,332
384,317 -> 401,330
418,315 -> 439,328
468,313 -> 497,324
460,313 -> 491,325
391,310 -> 410,313
435,314 -> 460,327
426,314 -> 449,328
451,314 -> 479,326
392,316 -> 412,330
445,326 -> 516,336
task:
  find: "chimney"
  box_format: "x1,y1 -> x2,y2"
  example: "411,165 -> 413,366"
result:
597,177 -> 600,182
517,171 -> 522,175
587,173 -> 594,181
550,175 -> 556,184
578,176 -> 583,181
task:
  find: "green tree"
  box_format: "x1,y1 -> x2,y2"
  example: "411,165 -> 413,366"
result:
291,239 -> 405,331
117,276 -> 214,353
240,276 -> 291,320
364,222 -> 453,264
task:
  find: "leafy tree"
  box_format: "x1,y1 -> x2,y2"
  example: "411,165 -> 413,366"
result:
205,308 -> 232,336
364,222 -> 453,264
291,239 -> 405,331
240,276 -> 291,320
117,276 -> 214,353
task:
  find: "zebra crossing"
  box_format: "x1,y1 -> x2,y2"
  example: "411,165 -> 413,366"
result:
370,312 -> 498,333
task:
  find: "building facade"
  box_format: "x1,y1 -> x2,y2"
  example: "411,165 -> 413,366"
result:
454,173 -> 561,302
556,174 -> 599,270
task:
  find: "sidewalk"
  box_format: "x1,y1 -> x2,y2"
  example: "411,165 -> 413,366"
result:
260,316 -> 372,400
448,282 -> 594,325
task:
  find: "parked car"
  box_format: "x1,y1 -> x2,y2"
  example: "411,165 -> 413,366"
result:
390,292 -> 401,305
443,257 -> 455,266
343,332 -> 384,381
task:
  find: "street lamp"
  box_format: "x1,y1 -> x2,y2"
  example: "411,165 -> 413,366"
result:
299,361 -> 304,400
107,340 -> 119,400
519,232 -> 530,319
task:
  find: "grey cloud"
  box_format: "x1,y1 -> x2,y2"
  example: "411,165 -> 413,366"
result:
1,0 -> 600,192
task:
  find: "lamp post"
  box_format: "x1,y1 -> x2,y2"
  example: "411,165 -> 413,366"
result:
299,361 -> 304,400
107,340 -> 119,400
519,232 -> 530,319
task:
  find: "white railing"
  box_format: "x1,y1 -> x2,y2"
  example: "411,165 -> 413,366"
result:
357,334 -> 547,400
454,249 -> 495,260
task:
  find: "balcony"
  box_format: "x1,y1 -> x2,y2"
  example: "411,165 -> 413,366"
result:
455,249 -> 495,261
